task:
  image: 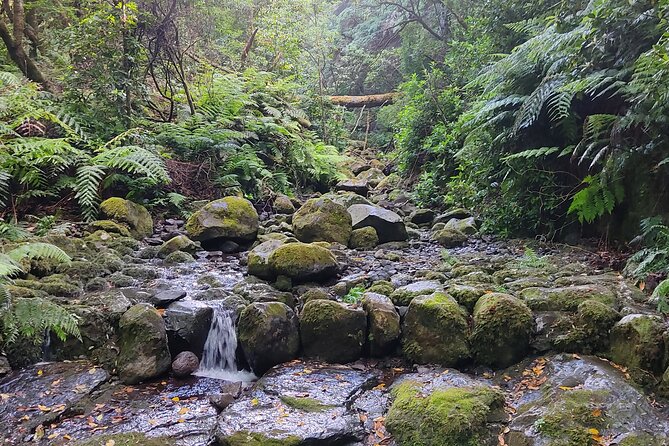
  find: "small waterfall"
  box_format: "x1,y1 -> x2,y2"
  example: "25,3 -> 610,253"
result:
194,303 -> 256,381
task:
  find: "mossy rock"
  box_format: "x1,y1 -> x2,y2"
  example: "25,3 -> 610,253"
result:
299,288 -> 331,303
368,280 -> 394,296
299,299 -> 366,363
14,276 -> 82,297
519,285 -> 617,312
349,226 -> 379,250
391,280 -> 443,306
386,381 -> 505,446
88,220 -> 132,237
62,260 -> 110,281
109,272 -> 135,287
74,433 -> 176,446
100,197 -> 153,239
273,195 -> 296,215
163,251 -> 195,265
185,196 -> 259,244
157,235 -> 198,259
121,266 -> 159,280
447,284 -> 489,312
402,293 -> 470,366
292,197 -> 352,245
362,292 -> 400,357
267,242 -> 338,283
278,395 -> 334,412
609,314 -> 666,381
247,239 -> 286,280
471,293 -> 533,368
433,228 -> 468,248
444,217 -> 478,235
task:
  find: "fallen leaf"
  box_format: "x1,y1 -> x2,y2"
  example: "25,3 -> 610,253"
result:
588,428 -> 600,435
37,370 -> 43,376
171,396 -> 180,402
178,407 -> 189,415
251,398 -> 259,406
34,425 -> 45,440
105,440 -> 116,446
177,418 -> 185,423
372,383 -> 386,391
592,408 -> 602,417
559,386 -> 574,391
47,432 -> 59,439
37,404 -> 51,412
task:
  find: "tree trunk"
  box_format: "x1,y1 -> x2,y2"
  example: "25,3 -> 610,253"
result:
328,93 -> 398,108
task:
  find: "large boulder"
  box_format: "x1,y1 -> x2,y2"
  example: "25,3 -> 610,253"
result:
247,239 -> 286,280
300,300 -> 366,363
445,217 -> 478,235
335,179 -> 370,196
520,285 -> 618,312
349,227 -> 379,250
157,235 -> 197,259
117,304 -> 171,384
347,204 -> 407,243
237,302 -> 300,375
292,198 -> 352,245
470,293 -> 533,368
391,280 -> 443,306
185,197 -> 258,247
99,197 -> 153,239
362,293 -> 400,356
433,228 -> 468,248
356,167 -> 386,187
273,195 -> 296,214
165,301 -> 214,358
267,242 -> 338,283
403,293 -> 470,366
609,314 -> 666,381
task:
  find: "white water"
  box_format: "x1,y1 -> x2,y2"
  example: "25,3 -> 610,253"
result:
194,303 -> 256,382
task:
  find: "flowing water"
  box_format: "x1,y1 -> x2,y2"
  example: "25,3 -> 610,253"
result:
194,303 -> 256,381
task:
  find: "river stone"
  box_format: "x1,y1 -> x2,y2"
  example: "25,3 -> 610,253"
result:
216,362 -> 377,445
445,217 -> 478,235
88,219 -> 132,237
349,226 -> 379,249
409,208 -> 435,225
434,208 -> 472,224
99,197 -> 154,239
238,302 -> 299,375
171,351 -> 199,377
247,239 -> 285,280
185,196 -> 259,246
118,304 -> 171,384
336,178 -> 370,195
519,284 -> 618,312
390,280 -> 443,306
157,235 -> 198,259
274,194 -> 296,214
0,355 -> 10,375
403,293 -> 470,366
433,228 -> 468,248
321,191 -> 373,208
386,369 -> 505,446
149,289 -> 186,308
609,314 -> 667,380
348,204 -> 407,243
292,197 -> 352,245
471,293 -> 533,368
362,292 -> 400,356
300,299 -> 366,363
165,300 -> 214,358
356,167 -> 386,187
267,242 -> 338,283
504,354 -> 669,445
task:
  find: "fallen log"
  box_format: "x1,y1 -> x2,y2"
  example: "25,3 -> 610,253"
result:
328,93 -> 398,108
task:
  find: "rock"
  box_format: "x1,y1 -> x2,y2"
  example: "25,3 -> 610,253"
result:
321,191 -> 373,208
409,209 -> 435,225
434,208 -> 472,224
163,251 -> 195,264
88,220 -> 132,237
99,197 -> 153,239
368,280 -> 395,296
447,284 -> 489,312
390,280 -> 443,306
386,369 -> 505,446
609,314 -> 666,381
505,354 -> 669,445
171,351 -> 199,377
267,242 -> 338,283
348,204 -> 407,243
300,287 -> 332,303
233,280 -> 295,308
356,167 -> 386,187
118,304 -> 171,384
445,217 -> 478,235
274,195 -> 296,214
336,178 -> 370,195
300,300 -> 367,363
150,289 -> 186,308
247,239 -> 285,280
471,293 -> 533,368
216,362 -> 376,445
165,301 -> 214,357
433,228 -> 468,248
349,226 -> 379,250
520,285 -> 617,311
362,292 -> 400,356
210,393 -> 236,411
403,293 -> 470,366
292,197 -> 352,245
185,197 -> 259,247
238,302 -> 300,375
157,235 -> 197,259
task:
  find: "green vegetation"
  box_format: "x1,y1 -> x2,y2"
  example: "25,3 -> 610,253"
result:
342,285 -> 365,304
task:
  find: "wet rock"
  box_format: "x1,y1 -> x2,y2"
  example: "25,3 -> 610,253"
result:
300,300 -> 366,363
336,178 -> 370,195
163,250 -> 195,264
216,362 -> 376,445
390,280 -> 443,306
348,204 -> 408,243
247,239 -> 285,280
409,208 -> 435,225
609,314 -> 666,381
267,242 -> 339,283
362,292 -> 400,356
210,392 -> 236,411
238,302 -> 300,375
349,226 -> 379,250
299,287 -> 332,303
185,197 -> 259,247
171,351 -> 199,377
121,265 -> 159,280
471,293 -> 533,368
356,167 -> 386,187
292,197 -> 353,245
165,300 -> 214,358
403,293 -> 470,366
445,216 -> 478,235
274,194 -> 296,214
118,304 -> 171,384
504,354 -> 669,445
157,235 -> 198,259
150,289 -> 187,308
433,227 -> 468,248
233,280 -> 295,307
100,197 -> 153,239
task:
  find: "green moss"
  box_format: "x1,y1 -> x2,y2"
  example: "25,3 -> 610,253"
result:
267,243 -> 337,281
386,381 -> 505,446
520,286 -> 616,312
163,251 -> 195,265
349,227 -> 379,249
278,395 -> 333,412
368,280 -> 394,296
292,198 -> 352,245
220,432 -> 301,446
609,314 -> 666,380
74,432 -> 175,446
88,220 -> 132,237
100,197 -> 153,239
185,197 -> 259,242
618,433 -> 669,446
447,284 -> 488,312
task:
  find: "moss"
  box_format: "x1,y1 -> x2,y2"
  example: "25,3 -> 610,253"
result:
267,242 -> 338,282
368,280 -> 394,296
609,314 -> 666,380
14,276 -> 82,297
74,432 -> 176,446
121,266 -> 159,280
109,272 -> 135,287
219,432 -> 301,446
185,197 -> 259,243
299,288 -> 331,303
447,284 -> 488,312
386,381 -> 505,446
292,198 -> 352,245
158,235 -> 197,259
433,228 -> 467,248
520,286 -> 616,312
100,197 -> 153,239
63,260 -> 110,281
163,251 -> 195,265
618,433 -> 669,446
88,220 -> 132,237
349,227 -> 379,249
279,395 -> 333,412
391,281 -> 442,306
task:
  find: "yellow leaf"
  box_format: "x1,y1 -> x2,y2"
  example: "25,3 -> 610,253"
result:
37,370 -> 43,376
171,397 -> 180,402
372,383 -> 385,391
105,440 -> 116,446
34,425 -> 45,440
591,408 -> 602,417
177,418 -> 185,423
47,433 -> 59,439
587,428 -> 600,435
0,393 -> 11,400
178,407 -> 189,415
559,386 -> 574,391
251,398 -> 259,406
37,404 -> 51,412
63,435 -> 72,440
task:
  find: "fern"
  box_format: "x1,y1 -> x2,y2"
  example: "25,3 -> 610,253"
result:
567,175 -> 624,224
651,279 -> 669,314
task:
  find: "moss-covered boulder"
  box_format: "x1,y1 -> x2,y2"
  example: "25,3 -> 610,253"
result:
238,302 -> 299,375
274,194 -> 296,214
99,197 -> 153,239
609,314 -> 666,381
362,292 -> 400,356
390,280 -> 443,306
447,284 -> 489,312
433,228 -> 468,248
267,242 -> 338,283
157,235 -> 198,259
368,280 -> 395,296
356,167 -> 386,187
292,198 -> 352,245
402,293 -> 470,366
470,293 -> 533,368
185,197 -> 259,246
445,217 -> 478,235
247,239 -> 285,280
163,251 -> 195,264
74,433 -> 176,446
300,299 -> 366,363
117,303 -> 171,384
348,204 -> 407,243
88,219 -> 132,237
349,226 -> 379,250
386,380 -> 505,446
519,284 -> 617,311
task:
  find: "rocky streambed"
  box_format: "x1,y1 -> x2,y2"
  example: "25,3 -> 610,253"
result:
1,189 -> 669,446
